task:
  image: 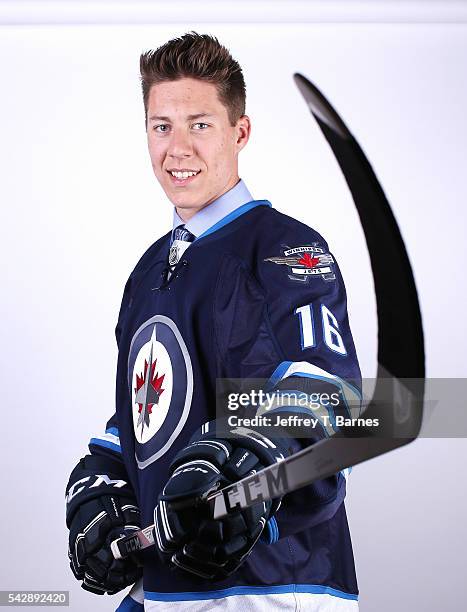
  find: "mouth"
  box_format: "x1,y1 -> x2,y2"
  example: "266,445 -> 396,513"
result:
166,169 -> 201,186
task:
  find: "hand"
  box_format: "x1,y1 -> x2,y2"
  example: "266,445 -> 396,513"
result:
68,495 -> 142,595
153,419 -> 290,579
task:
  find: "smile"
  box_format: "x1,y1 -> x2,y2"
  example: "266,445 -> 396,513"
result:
167,169 -> 201,185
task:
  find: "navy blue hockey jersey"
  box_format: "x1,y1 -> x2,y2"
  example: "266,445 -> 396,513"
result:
89,200 -> 362,611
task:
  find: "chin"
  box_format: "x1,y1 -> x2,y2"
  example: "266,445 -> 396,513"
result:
169,192 -> 195,205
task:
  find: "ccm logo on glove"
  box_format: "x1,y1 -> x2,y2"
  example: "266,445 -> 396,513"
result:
66,474 -> 127,505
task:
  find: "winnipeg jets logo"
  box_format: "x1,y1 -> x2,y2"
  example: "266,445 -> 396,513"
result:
128,315 -> 193,469
135,340 -> 166,437
264,244 -> 335,283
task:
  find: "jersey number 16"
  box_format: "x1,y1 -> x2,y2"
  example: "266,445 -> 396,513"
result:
295,303 -> 347,356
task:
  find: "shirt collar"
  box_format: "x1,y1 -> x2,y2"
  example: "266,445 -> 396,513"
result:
172,178 -> 253,238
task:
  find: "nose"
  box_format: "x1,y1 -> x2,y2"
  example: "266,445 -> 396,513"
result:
167,126 -> 194,160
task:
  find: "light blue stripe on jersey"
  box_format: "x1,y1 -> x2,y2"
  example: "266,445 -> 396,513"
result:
115,594 -> 144,611
266,361 -> 293,389
196,200 -> 272,240
89,428 -> 122,453
270,516 -> 279,542
144,583 -> 358,602
267,360 -> 362,417
263,516 -> 279,544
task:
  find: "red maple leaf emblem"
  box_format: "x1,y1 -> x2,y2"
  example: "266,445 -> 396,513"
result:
135,358 -> 165,414
297,252 -> 320,268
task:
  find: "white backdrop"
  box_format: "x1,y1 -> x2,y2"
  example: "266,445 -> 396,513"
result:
1,2 -> 466,610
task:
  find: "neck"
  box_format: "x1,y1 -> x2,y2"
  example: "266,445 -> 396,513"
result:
175,176 -> 240,223
175,205 -> 202,223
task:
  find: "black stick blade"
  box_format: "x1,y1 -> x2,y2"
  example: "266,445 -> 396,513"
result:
293,72 -> 425,383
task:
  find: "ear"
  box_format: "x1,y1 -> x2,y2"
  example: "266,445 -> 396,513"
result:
235,115 -> 251,153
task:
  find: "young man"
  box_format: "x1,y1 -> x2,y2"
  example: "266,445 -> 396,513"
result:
65,32 -> 362,611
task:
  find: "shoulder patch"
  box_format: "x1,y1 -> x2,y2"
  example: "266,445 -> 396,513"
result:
264,243 -> 335,283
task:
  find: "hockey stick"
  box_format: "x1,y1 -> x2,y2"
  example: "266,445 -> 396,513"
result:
111,73 -> 425,561
112,380 -> 421,561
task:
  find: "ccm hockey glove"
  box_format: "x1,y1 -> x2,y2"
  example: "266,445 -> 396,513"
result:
65,455 -> 142,595
153,419 -> 292,579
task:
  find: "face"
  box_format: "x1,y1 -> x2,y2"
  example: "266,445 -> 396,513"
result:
146,77 -> 250,220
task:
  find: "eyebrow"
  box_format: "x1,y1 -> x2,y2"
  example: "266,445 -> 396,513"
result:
148,113 -> 215,122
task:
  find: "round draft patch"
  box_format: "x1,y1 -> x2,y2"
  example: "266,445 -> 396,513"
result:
128,315 -> 193,469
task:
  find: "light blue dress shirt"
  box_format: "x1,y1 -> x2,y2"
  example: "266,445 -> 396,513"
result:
171,179 -> 254,239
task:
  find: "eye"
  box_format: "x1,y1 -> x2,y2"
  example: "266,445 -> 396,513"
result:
153,124 -> 169,133
193,122 -> 209,130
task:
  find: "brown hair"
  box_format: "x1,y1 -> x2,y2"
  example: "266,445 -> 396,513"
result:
140,31 -> 246,127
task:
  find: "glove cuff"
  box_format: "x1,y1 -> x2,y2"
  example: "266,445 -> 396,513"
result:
188,417 -> 293,466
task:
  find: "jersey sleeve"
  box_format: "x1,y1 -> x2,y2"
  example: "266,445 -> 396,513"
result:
214,220 -> 361,542
88,412 -> 123,459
